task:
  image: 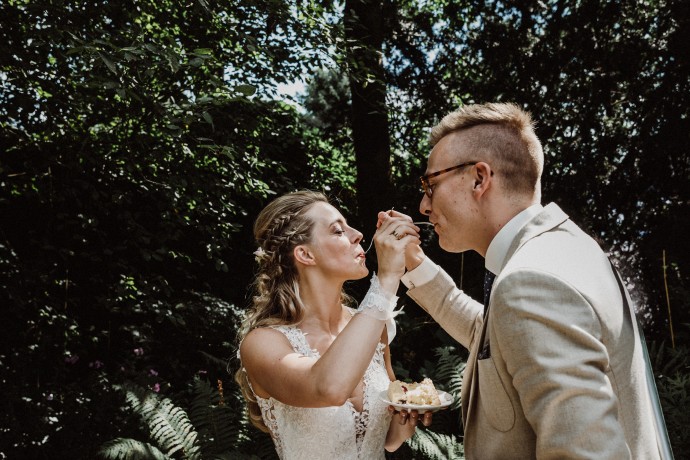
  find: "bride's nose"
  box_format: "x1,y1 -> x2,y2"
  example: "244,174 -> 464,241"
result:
351,228 -> 363,244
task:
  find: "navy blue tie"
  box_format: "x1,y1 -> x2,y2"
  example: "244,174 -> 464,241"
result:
478,269 -> 496,359
483,269 -> 496,312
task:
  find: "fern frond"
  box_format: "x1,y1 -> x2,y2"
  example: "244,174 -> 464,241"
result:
407,427 -> 465,460
232,428 -> 278,460
117,383 -> 202,460
431,346 -> 465,410
253,432 -> 279,459
208,453 -> 256,460
648,341 -> 689,376
187,376 -> 241,456
657,372 -> 690,453
98,437 -> 169,460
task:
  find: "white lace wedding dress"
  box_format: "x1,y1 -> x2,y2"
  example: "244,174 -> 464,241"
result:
250,322 -> 392,459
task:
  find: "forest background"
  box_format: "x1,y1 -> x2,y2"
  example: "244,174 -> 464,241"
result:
1,0 -> 689,458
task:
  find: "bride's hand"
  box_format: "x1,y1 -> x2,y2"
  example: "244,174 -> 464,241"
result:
393,408 -> 432,427
376,209 -> 425,271
373,211 -> 420,291
385,406 -> 432,450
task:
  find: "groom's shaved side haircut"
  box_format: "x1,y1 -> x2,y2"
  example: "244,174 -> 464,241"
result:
429,102 -> 544,197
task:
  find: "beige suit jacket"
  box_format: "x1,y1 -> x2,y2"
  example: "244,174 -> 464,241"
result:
407,203 -> 659,459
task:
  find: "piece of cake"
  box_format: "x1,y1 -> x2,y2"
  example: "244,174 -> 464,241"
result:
387,378 -> 441,405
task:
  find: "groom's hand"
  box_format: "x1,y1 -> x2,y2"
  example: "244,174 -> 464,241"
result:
404,241 -> 425,272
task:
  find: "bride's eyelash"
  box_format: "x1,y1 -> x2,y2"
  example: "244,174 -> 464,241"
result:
334,228 -> 345,235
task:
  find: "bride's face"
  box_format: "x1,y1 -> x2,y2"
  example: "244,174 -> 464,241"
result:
302,202 -> 368,281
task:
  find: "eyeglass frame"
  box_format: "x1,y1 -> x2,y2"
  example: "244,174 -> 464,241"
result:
420,161 -> 478,198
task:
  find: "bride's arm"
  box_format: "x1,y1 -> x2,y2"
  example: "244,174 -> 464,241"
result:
240,216 -> 420,408
240,311 -> 386,407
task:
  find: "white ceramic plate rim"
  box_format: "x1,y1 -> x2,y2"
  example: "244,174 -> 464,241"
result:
378,389 -> 453,413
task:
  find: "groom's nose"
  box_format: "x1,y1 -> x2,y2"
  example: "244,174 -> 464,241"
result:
419,194 -> 432,216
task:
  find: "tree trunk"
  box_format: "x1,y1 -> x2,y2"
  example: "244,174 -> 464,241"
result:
344,0 -> 393,229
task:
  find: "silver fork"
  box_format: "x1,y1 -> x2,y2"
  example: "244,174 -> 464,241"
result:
364,222 -> 434,254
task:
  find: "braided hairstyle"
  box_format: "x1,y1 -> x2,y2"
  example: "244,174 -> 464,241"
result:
235,190 -> 353,432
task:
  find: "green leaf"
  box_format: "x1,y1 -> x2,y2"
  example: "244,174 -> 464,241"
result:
99,438 -> 168,460
235,84 -> 256,96
99,53 -> 117,75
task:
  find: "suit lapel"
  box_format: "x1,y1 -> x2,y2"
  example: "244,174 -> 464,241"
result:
461,325 -> 483,424
461,203 -> 569,428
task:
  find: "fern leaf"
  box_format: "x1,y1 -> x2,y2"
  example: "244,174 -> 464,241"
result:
648,341 -> 690,376
431,346 -> 466,410
407,428 -> 465,460
187,376 -> 247,456
116,383 -> 202,460
98,437 -> 169,460
657,371 -> 690,453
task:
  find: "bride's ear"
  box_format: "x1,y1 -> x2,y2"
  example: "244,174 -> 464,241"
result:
293,245 -> 316,266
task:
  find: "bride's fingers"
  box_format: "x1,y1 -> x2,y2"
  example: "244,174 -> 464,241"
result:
388,209 -> 413,222
376,211 -> 416,233
376,209 -> 412,229
390,408 -> 431,426
384,221 -> 420,240
390,227 -> 421,244
378,216 -> 407,233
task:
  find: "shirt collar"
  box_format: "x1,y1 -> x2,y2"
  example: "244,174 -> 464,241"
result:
485,203 -> 543,275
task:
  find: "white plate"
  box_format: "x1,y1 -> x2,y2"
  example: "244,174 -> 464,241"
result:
379,389 -> 453,414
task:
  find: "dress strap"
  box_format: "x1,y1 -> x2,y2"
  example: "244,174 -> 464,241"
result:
272,325 -> 320,358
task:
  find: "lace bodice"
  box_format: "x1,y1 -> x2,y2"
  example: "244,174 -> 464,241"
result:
249,322 -> 392,460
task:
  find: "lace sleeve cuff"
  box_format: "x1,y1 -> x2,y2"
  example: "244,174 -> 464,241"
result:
356,273 -> 402,321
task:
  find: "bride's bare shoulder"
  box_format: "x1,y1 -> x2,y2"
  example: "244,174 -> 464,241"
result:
240,326 -> 293,357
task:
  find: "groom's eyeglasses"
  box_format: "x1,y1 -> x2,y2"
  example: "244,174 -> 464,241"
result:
420,162 -> 477,198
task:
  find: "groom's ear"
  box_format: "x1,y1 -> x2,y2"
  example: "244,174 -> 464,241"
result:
293,245 -> 316,266
472,162 -> 493,196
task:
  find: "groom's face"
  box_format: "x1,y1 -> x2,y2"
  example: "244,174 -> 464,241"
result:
419,132 -> 480,253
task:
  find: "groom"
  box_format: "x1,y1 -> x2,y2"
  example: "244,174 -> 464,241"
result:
384,103 -> 662,458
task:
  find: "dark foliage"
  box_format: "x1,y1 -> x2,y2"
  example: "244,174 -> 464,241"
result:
1,0 -> 688,458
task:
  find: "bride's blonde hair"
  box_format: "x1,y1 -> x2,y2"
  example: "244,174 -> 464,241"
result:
234,190 -> 353,432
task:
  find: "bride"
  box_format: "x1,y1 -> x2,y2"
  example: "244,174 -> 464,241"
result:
235,191 -> 428,459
